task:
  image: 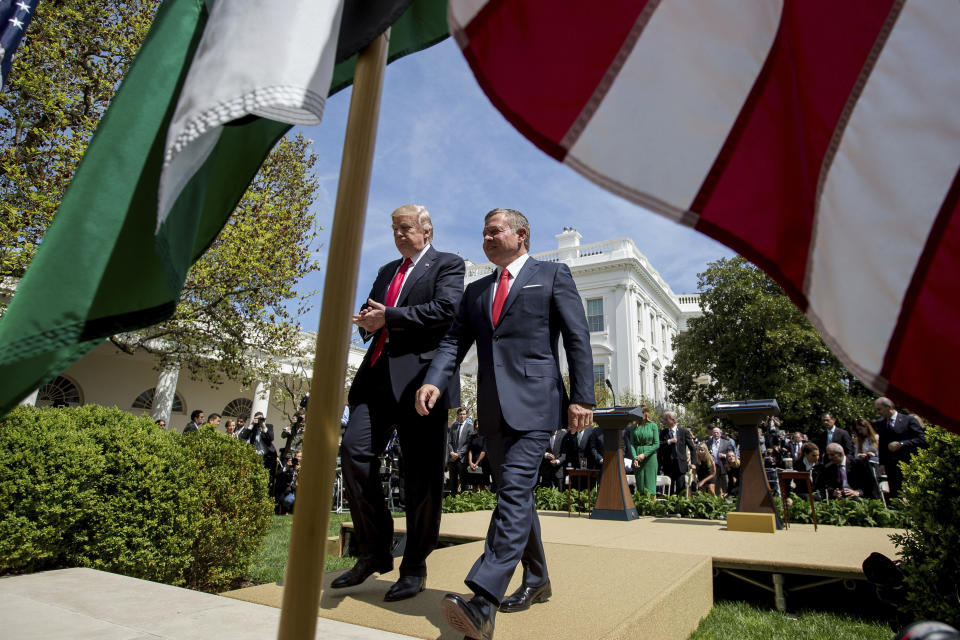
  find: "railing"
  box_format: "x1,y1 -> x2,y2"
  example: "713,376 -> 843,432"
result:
677,294 -> 701,306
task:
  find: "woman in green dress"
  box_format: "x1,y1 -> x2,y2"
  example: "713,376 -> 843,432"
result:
628,406 -> 660,495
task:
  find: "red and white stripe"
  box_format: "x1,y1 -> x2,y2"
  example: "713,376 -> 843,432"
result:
450,0 -> 960,429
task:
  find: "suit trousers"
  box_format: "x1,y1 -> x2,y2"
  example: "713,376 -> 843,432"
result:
465,414 -> 550,604
341,358 -> 447,577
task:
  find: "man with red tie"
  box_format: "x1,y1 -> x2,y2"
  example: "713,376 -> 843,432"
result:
333,204 -> 464,602
417,208 -> 594,640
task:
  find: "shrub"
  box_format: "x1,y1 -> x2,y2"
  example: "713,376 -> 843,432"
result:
0,406 -> 272,591
891,426 -> 960,627
441,486 -> 903,529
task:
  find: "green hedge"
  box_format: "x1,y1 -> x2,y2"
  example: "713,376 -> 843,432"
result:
892,426 -> 960,627
442,487 -> 909,528
0,405 -> 273,591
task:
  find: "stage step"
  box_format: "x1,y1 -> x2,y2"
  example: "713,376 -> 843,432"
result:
223,540 -> 713,640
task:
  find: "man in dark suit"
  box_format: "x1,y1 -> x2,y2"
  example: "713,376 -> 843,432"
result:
659,411 -> 697,495
818,412 -> 854,460
446,408 -> 474,495
416,208 -> 594,640
818,443 -> 880,500
873,396 -> 927,500
182,409 -> 203,434
333,205 -> 464,602
539,428 -> 567,489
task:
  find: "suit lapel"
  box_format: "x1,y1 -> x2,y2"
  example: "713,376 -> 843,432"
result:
499,258 -> 539,322
375,258 -> 403,303
396,246 -> 436,306
480,272 -> 496,330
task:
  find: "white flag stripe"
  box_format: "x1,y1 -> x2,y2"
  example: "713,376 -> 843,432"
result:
158,0 -> 344,228
448,0 -> 487,41
566,0 -> 781,214
806,0 -> 960,376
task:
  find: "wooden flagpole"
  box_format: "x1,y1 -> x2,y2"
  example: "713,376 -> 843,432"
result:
277,29 -> 390,640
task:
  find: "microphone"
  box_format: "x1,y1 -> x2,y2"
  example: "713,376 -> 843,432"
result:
604,378 -> 617,407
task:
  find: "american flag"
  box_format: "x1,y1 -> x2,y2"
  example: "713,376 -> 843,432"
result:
1,0 -> 38,87
450,0 -> 960,431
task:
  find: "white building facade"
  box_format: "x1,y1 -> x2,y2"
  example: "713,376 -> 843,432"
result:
18,230 -> 700,424
462,229 -> 700,408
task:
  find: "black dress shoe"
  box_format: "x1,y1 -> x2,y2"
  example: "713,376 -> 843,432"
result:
329,558 -> 392,589
384,575 -> 426,602
498,580 -> 551,613
442,593 -> 496,640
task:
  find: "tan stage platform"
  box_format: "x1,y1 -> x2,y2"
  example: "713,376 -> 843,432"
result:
223,512 -> 902,639
224,540 -> 713,640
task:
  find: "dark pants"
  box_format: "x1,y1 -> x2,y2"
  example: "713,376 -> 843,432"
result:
465,414 -> 550,604
341,359 -> 447,578
662,458 -> 688,495
447,459 -> 465,494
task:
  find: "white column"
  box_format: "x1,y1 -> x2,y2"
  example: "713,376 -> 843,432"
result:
250,380 -> 271,421
19,389 -> 39,406
151,365 -> 180,427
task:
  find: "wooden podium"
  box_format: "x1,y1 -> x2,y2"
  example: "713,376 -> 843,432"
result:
711,399 -> 784,530
589,407 -> 641,521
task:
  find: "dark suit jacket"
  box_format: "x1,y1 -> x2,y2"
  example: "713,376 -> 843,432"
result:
873,412 -> 926,467
540,429 -> 568,480
818,427 -> 854,459
818,457 -> 879,499
659,426 -> 697,473
584,426 -> 604,470
349,246 -> 464,409
424,258 -> 595,432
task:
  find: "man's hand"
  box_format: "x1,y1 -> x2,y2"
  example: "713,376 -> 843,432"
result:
842,487 -> 860,498
888,441 -> 902,453
416,384 -> 441,416
567,402 -> 593,432
353,299 -> 387,332
545,452 -> 555,461
450,452 -> 460,462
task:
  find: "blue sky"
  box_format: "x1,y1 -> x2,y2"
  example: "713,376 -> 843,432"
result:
292,38 -> 734,332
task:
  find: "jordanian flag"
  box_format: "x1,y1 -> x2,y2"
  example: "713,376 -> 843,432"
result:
450,0 -> 960,431
0,0 -> 448,415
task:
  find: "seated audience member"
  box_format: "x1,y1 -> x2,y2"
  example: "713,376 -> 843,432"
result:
791,442 -> 822,500
818,443 -> 879,500
724,450 -> 741,497
694,444 -> 717,496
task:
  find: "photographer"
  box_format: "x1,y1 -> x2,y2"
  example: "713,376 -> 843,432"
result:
243,412 -> 278,494
277,451 -> 302,513
280,411 -> 306,464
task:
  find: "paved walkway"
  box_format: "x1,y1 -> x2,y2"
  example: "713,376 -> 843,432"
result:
2,568 -> 416,640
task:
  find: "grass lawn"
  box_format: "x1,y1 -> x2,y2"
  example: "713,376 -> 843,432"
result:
246,513 -> 357,584
246,513 -> 893,640
690,601 -> 892,640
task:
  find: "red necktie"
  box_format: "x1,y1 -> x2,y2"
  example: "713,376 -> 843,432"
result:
491,268 -> 510,327
370,258 -> 412,365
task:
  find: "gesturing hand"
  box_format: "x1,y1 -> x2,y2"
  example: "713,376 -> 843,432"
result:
353,298 -> 387,332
